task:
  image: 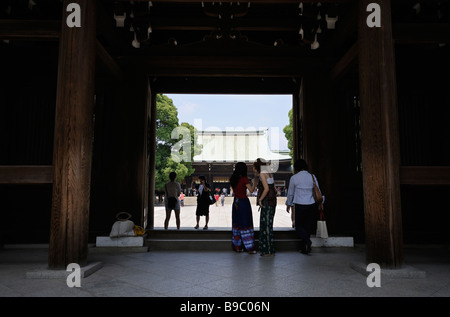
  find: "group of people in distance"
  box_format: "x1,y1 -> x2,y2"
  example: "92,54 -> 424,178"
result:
164,158 -> 324,256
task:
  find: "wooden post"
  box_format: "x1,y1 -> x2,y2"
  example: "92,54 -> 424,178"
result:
49,0 -> 96,268
298,75 -> 321,173
148,93 -> 157,229
358,0 -> 403,268
292,87 -> 300,162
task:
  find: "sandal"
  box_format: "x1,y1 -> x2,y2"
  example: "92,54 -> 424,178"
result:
194,224 -> 199,229
203,225 -> 208,230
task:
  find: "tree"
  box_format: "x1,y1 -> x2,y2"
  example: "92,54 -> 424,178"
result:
155,94 -> 200,191
283,108 -> 294,164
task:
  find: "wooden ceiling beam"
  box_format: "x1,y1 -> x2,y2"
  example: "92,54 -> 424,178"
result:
112,0 -> 352,3
0,20 -> 60,40
153,76 -> 298,94
150,17 -> 299,32
110,0 -> 355,5
119,54 -> 331,77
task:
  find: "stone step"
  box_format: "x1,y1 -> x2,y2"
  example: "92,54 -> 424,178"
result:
146,229 -> 354,251
147,228 -> 299,239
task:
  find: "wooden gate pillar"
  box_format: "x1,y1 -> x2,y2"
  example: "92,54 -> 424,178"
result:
358,0 -> 403,268
49,0 -> 96,268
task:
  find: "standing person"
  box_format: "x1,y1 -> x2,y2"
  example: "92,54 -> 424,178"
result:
191,176 -> 212,230
254,158 -> 277,257
164,171 -> 182,230
220,193 -> 225,206
180,192 -> 185,207
286,159 -> 324,254
214,193 -> 219,207
229,162 -> 258,254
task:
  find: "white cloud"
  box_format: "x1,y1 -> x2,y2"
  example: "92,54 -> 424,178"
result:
178,101 -> 199,114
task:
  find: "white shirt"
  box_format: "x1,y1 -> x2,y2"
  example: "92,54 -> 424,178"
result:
165,181 -> 181,198
285,171 -> 324,206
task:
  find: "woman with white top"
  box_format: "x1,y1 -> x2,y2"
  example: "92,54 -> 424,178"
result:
254,158 -> 277,257
164,171 -> 182,230
286,159 -> 324,254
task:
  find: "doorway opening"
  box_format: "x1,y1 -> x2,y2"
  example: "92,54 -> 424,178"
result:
153,93 -> 294,230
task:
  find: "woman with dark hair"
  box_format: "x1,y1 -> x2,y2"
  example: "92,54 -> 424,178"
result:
164,171 -> 182,230
253,158 -> 277,256
191,175 -> 212,230
229,162 -> 258,253
285,158 -> 324,254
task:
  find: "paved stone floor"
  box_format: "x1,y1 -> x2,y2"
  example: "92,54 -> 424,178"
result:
1,197 -> 449,307
0,244 -> 449,299
154,196 -> 294,230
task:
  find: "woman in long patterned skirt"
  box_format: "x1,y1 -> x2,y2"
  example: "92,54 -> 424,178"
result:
254,158 -> 277,256
229,162 -> 258,254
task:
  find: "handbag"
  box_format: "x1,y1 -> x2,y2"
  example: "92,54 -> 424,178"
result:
311,174 -> 323,204
316,209 -> 328,239
207,190 -> 216,205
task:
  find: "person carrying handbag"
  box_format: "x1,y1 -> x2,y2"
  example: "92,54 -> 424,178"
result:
285,159 -> 325,255
254,158 -> 277,257
191,175 -> 212,230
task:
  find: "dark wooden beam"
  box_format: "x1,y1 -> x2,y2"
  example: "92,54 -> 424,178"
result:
49,0 -> 96,269
329,42 -> 357,81
393,23 -> 450,44
400,166 -> 450,185
150,17 -> 299,32
153,76 -> 297,94
293,79 -> 302,162
358,0 -> 403,268
113,0 -> 352,3
120,55 -> 331,77
0,20 -> 60,40
96,40 -> 123,79
0,166 -> 53,184
148,93 -> 157,229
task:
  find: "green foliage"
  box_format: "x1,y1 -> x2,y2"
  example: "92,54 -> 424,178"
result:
155,94 -> 200,191
283,109 -> 294,164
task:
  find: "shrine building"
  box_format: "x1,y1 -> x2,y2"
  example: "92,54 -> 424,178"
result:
187,129 -> 292,194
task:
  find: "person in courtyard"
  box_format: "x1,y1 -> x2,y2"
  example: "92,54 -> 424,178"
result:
191,175 -> 212,230
285,159 -> 324,254
254,158 -> 277,257
220,192 -> 225,206
180,192 -> 185,207
229,162 -> 258,254
214,192 -> 219,206
164,171 -> 182,230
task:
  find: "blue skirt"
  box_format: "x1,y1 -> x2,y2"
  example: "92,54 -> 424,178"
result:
231,197 -> 255,252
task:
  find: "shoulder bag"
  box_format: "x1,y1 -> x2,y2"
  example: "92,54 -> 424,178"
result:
312,174 -> 323,204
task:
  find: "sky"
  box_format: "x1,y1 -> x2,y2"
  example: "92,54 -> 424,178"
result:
165,94 -> 292,151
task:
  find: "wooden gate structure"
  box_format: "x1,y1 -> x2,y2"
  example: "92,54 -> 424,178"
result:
1,0 -> 449,269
